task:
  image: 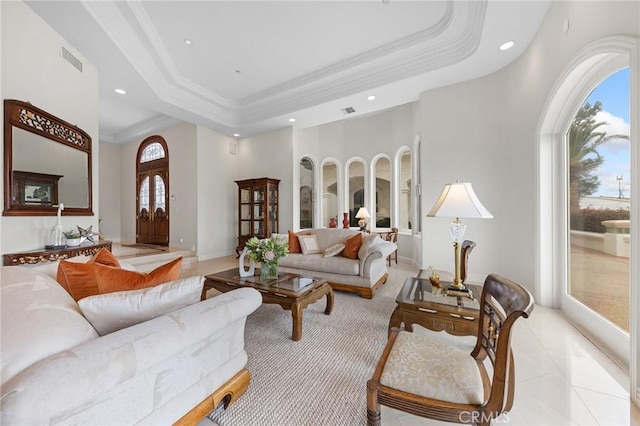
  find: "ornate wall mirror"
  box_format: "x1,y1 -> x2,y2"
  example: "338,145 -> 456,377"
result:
3,99 -> 93,216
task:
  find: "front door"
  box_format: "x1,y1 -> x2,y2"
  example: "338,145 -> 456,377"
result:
136,137 -> 170,246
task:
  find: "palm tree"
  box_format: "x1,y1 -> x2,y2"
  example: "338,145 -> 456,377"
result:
568,101 -> 628,213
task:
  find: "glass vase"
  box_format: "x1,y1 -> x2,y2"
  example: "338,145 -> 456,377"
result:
260,262 -> 278,281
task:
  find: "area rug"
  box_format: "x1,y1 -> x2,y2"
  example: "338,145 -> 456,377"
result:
209,291 -> 397,426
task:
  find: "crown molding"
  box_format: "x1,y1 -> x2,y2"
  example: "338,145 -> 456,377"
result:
100,114 -> 182,144
83,0 -> 486,128
240,0 -> 486,123
126,1 -> 237,109
81,1 -> 237,127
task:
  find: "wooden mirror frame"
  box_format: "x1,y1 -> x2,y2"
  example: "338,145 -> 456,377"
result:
3,99 -> 93,216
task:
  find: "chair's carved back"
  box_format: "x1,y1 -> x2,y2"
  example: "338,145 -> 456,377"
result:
460,240 -> 476,283
471,274 -> 534,416
385,228 -> 398,243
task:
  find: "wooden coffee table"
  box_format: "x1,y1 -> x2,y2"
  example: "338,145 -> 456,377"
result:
203,268 -> 334,341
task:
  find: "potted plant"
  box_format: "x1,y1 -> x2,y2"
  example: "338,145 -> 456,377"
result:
63,231 -> 84,247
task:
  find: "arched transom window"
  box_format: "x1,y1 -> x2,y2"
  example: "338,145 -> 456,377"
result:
140,142 -> 166,163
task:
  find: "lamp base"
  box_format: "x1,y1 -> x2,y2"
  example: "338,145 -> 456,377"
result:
445,284 -> 474,300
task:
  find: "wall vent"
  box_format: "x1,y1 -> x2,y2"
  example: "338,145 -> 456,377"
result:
341,107 -> 356,114
61,46 -> 83,72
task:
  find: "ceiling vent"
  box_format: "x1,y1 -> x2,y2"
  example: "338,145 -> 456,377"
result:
61,46 -> 83,72
341,107 -> 356,115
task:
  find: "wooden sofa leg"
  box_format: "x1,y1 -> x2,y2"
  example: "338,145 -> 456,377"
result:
173,368 -> 251,426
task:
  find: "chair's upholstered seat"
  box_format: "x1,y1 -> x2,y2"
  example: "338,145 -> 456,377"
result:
379,331 -> 484,405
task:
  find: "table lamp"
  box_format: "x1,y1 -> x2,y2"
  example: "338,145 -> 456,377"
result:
427,182 -> 492,298
355,207 -> 371,231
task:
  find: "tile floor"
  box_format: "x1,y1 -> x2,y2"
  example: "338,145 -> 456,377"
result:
183,256 -> 639,425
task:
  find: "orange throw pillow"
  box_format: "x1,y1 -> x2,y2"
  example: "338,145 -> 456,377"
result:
95,257 -> 182,295
57,256 -> 182,301
288,230 -> 301,253
287,230 -> 311,254
341,233 -> 363,259
56,261 -> 100,301
56,248 -> 120,299
88,248 -> 121,268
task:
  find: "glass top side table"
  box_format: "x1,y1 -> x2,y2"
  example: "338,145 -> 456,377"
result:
388,275 -> 483,337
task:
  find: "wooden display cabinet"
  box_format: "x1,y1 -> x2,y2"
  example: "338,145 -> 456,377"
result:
235,178 -> 280,254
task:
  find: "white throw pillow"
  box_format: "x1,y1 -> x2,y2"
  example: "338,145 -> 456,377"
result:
78,276 -> 204,335
358,233 -> 382,260
323,243 -> 345,258
298,234 -> 322,255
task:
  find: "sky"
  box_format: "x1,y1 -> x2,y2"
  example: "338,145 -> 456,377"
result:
583,67 -> 630,198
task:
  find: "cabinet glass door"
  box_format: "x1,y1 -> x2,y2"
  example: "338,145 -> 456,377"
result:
240,188 -> 251,203
240,205 -> 251,220
254,205 -> 264,220
254,187 -> 264,202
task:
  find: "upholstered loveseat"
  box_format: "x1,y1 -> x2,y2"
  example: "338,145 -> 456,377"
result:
278,228 -> 396,299
0,264 -> 261,424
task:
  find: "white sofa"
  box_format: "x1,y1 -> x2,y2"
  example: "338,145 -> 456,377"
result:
278,228 -> 396,299
0,265 -> 261,425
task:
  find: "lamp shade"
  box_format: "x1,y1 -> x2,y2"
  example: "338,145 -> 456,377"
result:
427,182 -> 493,219
355,207 -> 371,219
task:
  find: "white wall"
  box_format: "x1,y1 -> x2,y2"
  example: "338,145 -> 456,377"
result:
239,127 -> 294,232
119,122 -> 198,250
0,1 -> 99,254
196,126 -> 238,260
418,0 -> 640,294
98,141 -> 122,242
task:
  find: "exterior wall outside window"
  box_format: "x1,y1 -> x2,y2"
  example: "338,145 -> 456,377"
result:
374,156 -> 391,229
321,161 -> 339,228
300,157 -> 314,229
347,161 -> 365,227
399,150 -> 412,230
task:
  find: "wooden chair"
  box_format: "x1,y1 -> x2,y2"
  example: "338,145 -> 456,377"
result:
385,227 -> 398,266
461,240 -> 477,283
367,273 -> 534,426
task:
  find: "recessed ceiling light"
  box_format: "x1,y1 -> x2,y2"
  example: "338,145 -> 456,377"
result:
288,118 -> 296,123
184,39 -> 192,45
114,88 -> 126,95
233,133 -> 240,137
499,41 -> 515,51
367,95 -> 376,101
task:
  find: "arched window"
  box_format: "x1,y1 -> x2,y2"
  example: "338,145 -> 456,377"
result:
374,157 -> 391,229
347,160 -> 365,227
399,150 -> 412,230
299,157 -> 314,229
567,67 -> 630,332
322,161 -> 339,227
538,36 -> 637,372
140,142 -> 166,162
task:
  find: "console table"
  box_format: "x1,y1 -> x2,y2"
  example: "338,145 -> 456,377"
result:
2,241 -> 112,266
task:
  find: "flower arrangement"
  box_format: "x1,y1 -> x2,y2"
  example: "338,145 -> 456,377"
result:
244,235 -> 289,265
244,235 -> 288,280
